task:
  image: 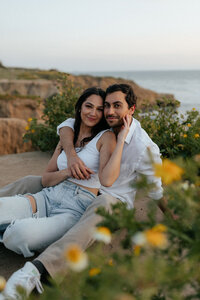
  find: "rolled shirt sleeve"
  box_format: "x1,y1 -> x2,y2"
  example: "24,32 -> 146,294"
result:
57,118 -> 75,135
136,144 -> 163,200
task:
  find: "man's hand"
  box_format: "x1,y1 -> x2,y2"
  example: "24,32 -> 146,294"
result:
158,197 -> 179,220
117,114 -> 132,142
68,154 -> 94,180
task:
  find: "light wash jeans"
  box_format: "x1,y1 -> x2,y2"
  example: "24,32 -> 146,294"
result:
0,180 -> 96,257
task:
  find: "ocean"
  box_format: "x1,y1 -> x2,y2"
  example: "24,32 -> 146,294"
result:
82,70 -> 200,114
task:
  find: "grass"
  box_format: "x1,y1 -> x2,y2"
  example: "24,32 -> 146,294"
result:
0,66 -> 63,80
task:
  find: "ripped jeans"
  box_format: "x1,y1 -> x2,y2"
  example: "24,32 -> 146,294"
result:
0,180 -> 96,257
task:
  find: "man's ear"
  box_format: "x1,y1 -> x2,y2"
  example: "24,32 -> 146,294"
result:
129,105 -> 135,116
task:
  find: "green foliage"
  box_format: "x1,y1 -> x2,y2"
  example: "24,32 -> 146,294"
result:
135,107 -> 200,158
27,156 -> 200,300
23,76 -> 81,151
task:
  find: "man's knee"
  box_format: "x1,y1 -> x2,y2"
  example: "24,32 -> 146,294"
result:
95,194 -> 120,212
23,176 -> 43,192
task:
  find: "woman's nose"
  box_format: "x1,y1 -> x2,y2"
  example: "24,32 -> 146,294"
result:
90,108 -> 97,116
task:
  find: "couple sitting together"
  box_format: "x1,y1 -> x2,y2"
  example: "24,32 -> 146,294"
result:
0,84 -> 164,299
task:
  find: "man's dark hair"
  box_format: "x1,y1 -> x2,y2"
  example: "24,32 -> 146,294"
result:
105,84 -> 137,108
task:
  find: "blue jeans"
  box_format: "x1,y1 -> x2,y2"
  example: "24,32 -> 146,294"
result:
0,180 -> 96,257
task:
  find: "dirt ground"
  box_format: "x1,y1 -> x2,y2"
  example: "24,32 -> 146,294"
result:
0,151 -> 51,279
0,151 -> 163,280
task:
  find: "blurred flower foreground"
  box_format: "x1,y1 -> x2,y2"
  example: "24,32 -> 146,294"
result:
26,154 -> 198,300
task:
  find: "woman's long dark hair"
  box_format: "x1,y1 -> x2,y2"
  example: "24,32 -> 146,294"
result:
73,87 -> 109,148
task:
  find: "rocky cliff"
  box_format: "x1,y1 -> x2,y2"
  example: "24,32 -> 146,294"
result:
0,67 -> 178,155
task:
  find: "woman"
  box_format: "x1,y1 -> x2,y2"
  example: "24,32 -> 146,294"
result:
0,87 -> 131,257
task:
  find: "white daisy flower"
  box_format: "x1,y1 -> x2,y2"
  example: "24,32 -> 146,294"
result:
64,244 -> 88,272
93,226 -> 111,244
132,232 -> 147,246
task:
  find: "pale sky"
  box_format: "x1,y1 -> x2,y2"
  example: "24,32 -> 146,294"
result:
1,0 -> 200,72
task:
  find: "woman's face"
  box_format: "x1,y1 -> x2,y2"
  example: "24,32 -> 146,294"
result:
80,94 -> 104,127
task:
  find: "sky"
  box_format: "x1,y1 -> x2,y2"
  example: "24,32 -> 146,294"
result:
1,0 -> 200,72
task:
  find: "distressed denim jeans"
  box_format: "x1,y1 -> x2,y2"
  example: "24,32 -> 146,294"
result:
0,180 -> 96,257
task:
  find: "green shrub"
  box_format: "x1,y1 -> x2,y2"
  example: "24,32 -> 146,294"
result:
136,107 -> 200,158
23,76 -> 81,151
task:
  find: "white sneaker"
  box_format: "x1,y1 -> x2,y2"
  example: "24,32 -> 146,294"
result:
3,262 -> 43,299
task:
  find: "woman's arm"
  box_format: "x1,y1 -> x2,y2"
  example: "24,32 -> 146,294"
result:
60,126 -> 93,180
98,115 -> 131,187
42,142 -> 71,187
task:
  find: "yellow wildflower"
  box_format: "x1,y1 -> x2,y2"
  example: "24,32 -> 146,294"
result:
27,118 -> 32,122
25,125 -> 30,131
31,129 -> 35,133
154,159 -> 184,185
89,267 -> 101,277
145,229 -> 168,249
187,123 -> 191,127
108,259 -> 114,266
177,144 -> 184,149
151,224 -> 167,233
93,226 -> 111,244
64,244 -> 88,272
194,133 -> 199,138
0,276 -> 6,291
183,134 -> 187,138
192,108 -> 196,111
133,245 -> 141,256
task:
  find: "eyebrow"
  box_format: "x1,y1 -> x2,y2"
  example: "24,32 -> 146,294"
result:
85,101 -> 103,108
104,101 -> 123,105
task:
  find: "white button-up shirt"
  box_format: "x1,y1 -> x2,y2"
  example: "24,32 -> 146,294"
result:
57,118 -> 163,208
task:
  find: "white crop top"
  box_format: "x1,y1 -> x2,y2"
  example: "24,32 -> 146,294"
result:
57,130 -> 109,188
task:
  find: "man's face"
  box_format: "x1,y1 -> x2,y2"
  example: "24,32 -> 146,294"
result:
104,91 -> 135,128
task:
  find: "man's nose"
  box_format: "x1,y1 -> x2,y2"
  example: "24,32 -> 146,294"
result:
107,106 -> 114,114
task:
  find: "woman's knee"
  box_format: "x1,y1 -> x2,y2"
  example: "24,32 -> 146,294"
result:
3,220 -> 33,256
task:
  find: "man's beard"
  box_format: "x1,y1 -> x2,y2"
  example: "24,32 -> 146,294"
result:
106,117 -> 124,128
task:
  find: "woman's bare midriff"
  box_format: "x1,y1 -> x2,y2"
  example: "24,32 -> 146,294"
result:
74,183 -> 98,196
67,180 -> 98,196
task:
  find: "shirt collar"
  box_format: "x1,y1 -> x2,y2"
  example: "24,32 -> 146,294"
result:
125,117 -> 136,144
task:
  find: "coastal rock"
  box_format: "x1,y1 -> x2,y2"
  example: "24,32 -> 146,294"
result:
0,76 -> 176,110
0,97 -> 43,120
0,118 -> 33,154
68,75 -> 172,109
0,79 -> 57,99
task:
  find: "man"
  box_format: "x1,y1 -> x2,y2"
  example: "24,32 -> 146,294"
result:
0,84 -> 165,299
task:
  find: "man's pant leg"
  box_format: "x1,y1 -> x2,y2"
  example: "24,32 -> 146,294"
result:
0,176 -> 43,197
37,194 -> 120,279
